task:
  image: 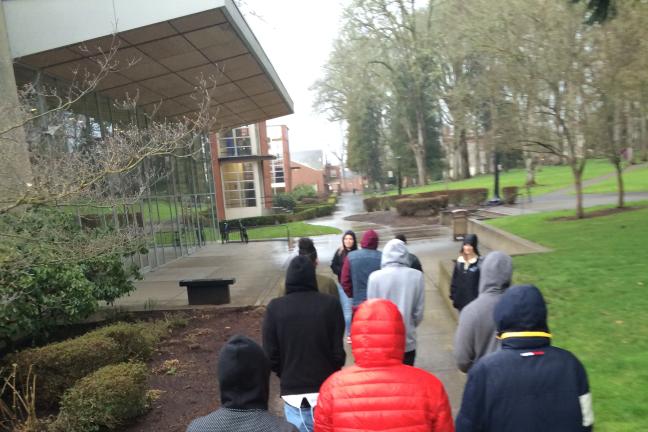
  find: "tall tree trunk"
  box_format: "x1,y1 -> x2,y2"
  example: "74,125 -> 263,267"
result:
415,112 -> 427,185
524,153 -> 537,186
614,159 -> 625,208
460,128 -> 471,179
640,101 -> 648,161
572,163 -> 585,219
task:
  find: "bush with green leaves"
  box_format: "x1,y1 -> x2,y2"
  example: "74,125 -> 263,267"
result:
291,184 -> 317,201
272,192 -> 297,211
90,321 -> 169,361
395,197 -> 447,216
50,362 -> 149,432
0,207 -> 141,343
8,334 -> 124,409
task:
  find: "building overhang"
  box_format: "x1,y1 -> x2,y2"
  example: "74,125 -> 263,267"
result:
218,155 -> 276,163
5,0 -> 293,130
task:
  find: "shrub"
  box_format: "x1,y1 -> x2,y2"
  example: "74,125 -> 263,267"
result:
50,362 -> 149,432
291,184 -> 317,201
502,186 -> 519,204
220,214 -> 288,230
289,204 -> 335,221
446,188 -> 489,206
272,193 -> 296,211
90,321 -> 168,361
9,334 -> 123,409
395,197 -> 447,216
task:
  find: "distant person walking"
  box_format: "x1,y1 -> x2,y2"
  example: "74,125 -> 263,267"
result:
315,299 -> 454,432
395,233 -> 423,272
341,229 -> 381,310
456,285 -> 594,432
330,230 -> 357,282
367,238 -> 425,366
186,335 -> 297,432
449,234 -> 482,311
263,255 -> 345,432
454,251 -> 513,373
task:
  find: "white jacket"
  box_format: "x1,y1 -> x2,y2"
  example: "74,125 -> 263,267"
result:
367,239 -> 425,352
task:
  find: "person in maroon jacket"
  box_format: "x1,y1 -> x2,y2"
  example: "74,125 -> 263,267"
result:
315,299 -> 454,432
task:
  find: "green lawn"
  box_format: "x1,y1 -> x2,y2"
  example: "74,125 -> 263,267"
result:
487,203 -> 648,431
380,159 -> 615,198
224,222 -> 341,241
583,164 -> 648,194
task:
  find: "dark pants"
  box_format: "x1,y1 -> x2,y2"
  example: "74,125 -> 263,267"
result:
403,350 -> 416,366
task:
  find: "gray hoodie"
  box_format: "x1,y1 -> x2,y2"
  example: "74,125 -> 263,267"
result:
453,251 -> 513,373
367,239 -> 425,352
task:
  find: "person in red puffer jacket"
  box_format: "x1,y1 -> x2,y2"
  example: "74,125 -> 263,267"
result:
314,299 -> 454,432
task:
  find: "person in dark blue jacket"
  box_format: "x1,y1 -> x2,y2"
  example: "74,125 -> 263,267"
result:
456,284 -> 594,432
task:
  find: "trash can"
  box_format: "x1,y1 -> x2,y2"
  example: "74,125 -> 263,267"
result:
452,209 -> 468,241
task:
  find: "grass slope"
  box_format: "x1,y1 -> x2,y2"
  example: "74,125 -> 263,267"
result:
583,164 -> 648,194
487,204 -> 648,432
383,159 -> 615,197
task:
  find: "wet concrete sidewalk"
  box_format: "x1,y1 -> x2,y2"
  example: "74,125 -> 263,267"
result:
117,192 -> 467,411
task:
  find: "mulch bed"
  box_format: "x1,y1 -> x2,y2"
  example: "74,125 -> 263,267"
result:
123,306 -> 279,432
551,205 -> 642,221
344,210 -> 439,227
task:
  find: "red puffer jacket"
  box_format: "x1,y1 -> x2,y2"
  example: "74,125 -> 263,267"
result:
315,299 -> 454,432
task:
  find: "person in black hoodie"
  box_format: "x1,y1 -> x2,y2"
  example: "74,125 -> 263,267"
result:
456,285 -> 594,432
263,255 -> 346,432
450,233 -> 482,311
186,335 -> 297,432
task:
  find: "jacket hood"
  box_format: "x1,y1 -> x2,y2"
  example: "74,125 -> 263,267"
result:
381,239 -> 410,268
360,229 -> 379,250
285,255 -> 318,294
219,335 -> 270,410
478,251 -> 513,295
342,230 -> 358,252
462,233 -> 480,256
351,299 -> 405,367
495,284 -> 549,334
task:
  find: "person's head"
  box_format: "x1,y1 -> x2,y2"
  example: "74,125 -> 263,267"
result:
381,238 -> 409,268
342,230 -> 358,252
360,229 -> 379,250
494,284 -> 550,338
285,254 -> 317,294
298,237 -> 318,266
395,234 -> 407,244
351,299 -> 405,367
218,335 -> 270,410
478,251 -> 513,295
461,234 -> 479,256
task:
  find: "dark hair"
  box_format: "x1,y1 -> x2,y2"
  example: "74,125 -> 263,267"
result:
298,237 -> 317,263
460,234 -> 480,256
395,234 -> 407,243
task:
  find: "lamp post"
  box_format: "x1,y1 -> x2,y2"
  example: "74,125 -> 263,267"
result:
488,151 -> 502,205
395,156 -> 402,195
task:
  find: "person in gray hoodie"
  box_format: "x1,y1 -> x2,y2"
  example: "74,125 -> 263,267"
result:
453,251 -> 513,373
367,238 -> 425,365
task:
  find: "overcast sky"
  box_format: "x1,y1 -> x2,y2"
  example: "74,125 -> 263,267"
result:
240,0 -> 347,160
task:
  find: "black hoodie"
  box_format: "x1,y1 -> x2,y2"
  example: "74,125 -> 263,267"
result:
186,335 -> 297,432
456,285 -> 593,432
263,256 -> 346,395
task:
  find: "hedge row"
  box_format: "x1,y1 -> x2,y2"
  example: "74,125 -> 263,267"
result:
8,321 -> 168,409
364,188 -> 489,212
219,203 -> 336,229
395,196 -> 448,216
50,362 -> 149,432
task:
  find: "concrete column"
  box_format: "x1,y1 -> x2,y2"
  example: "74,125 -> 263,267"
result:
0,3 -> 33,210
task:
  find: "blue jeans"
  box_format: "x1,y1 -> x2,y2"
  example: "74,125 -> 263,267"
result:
337,283 -> 352,337
284,402 -> 314,432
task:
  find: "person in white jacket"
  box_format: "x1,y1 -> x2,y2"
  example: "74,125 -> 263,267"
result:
367,238 -> 425,365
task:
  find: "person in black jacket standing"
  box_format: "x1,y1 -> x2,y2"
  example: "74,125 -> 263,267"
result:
330,230 -> 357,282
263,255 -> 345,432
186,335 -> 297,432
450,234 -> 482,311
456,284 -> 594,432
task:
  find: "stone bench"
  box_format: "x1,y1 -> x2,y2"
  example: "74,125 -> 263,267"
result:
179,278 -> 235,305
